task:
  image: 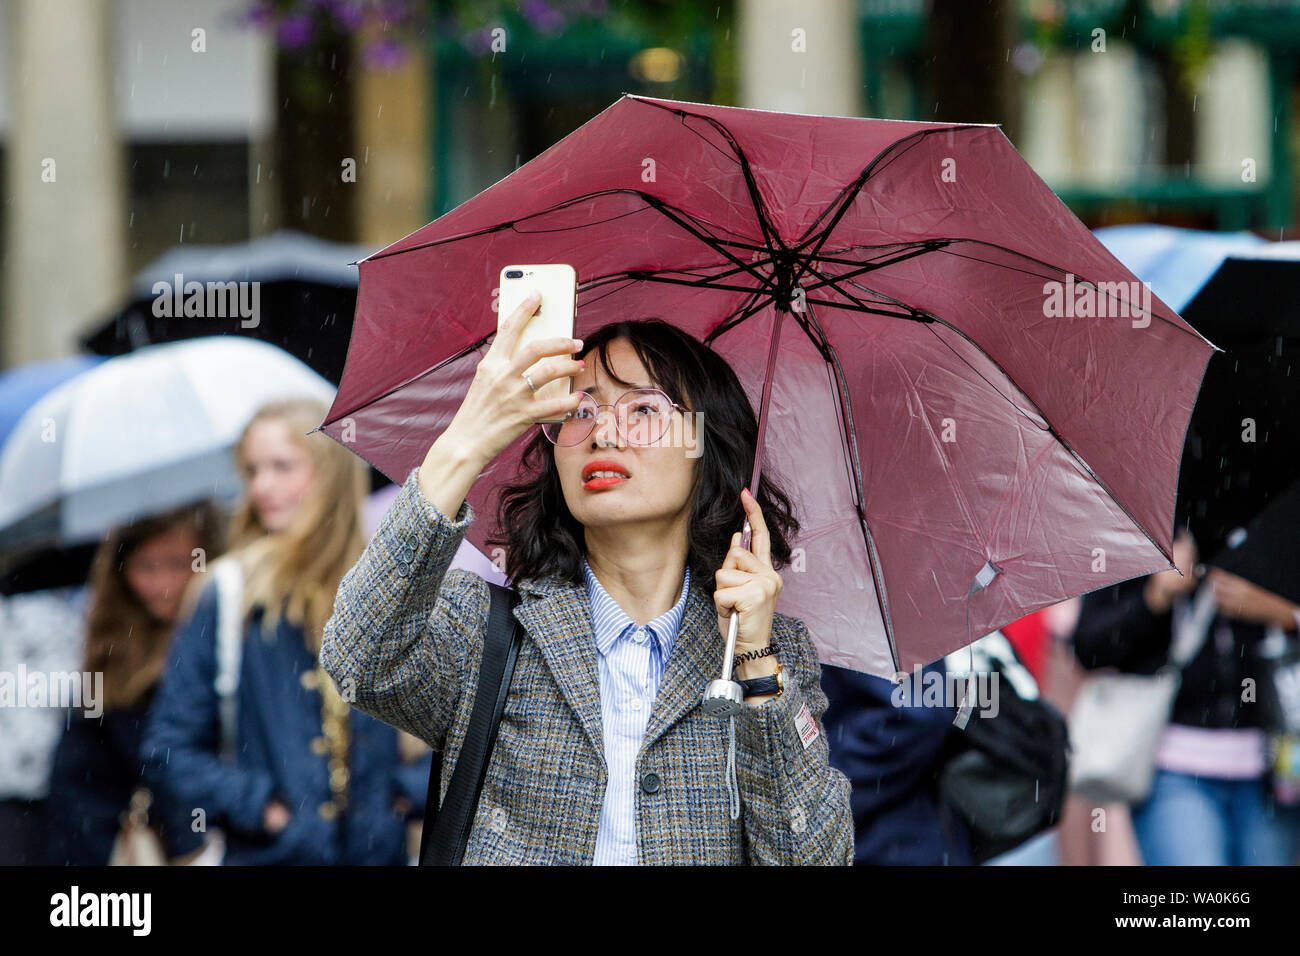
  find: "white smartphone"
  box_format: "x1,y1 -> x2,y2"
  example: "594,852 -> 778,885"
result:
498,263 -> 577,422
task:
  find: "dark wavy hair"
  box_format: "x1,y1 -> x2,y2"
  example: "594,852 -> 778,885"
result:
487,318 -> 801,594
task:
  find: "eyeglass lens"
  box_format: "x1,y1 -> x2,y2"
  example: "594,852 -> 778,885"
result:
542,389 -> 675,446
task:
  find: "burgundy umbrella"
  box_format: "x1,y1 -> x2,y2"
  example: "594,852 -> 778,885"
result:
316,94 -> 1215,679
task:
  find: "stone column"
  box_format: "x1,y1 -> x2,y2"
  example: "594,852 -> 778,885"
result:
736,0 -> 864,117
3,0 -> 126,366
1195,38 -> 1270,188
352,29 -> 432,247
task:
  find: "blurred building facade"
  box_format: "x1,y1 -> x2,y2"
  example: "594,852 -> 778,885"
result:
2,0 -> 1298,368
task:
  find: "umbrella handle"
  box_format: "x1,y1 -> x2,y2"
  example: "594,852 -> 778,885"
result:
720,516 -> 753,680
701,517 -> 752,718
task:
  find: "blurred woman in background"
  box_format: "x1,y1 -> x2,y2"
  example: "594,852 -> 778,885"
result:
45,502 -> 223,865
142,397 -> 429,865
1073,528 -> 1300,865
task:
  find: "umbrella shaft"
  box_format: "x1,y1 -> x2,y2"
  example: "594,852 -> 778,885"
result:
721,612 -> 740,682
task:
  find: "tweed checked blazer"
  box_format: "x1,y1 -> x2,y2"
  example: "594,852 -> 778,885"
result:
320,466 -> 854,865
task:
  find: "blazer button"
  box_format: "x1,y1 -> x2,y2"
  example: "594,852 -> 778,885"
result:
640,771 -> 662,794
310,736 -> 329,756
300,670 -> 320,690
318,801 -> 338,821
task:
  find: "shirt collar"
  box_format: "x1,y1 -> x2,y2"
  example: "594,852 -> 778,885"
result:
582,557 -> 690,661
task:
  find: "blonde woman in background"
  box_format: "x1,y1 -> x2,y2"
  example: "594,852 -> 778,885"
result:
142,397 -> 431,865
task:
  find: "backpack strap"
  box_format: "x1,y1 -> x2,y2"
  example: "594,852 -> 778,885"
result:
210,557 -> 245,764
419,580 -> 523,866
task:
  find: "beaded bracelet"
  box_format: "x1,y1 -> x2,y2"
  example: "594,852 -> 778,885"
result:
733,644 -> 776,669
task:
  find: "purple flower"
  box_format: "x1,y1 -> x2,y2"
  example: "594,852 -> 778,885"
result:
245,0 -> 276,29
521,0 -> 565,34
464,26 -> 498,56
363,36 -> 408,69
329,0 -> 366,32
376,0 -> 413,25
277,12 -> 314,49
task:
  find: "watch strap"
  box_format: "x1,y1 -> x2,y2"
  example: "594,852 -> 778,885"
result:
739,665 -> 784,699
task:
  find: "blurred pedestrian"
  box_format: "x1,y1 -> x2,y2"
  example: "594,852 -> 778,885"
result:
142,397 -> 430,865
1072,528 -> 1300,865
0,584 -> 87,864
44,502 -> 223,865
821,660 -> 974,865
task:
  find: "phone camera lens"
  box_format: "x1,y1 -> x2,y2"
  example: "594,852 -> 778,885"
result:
505,269 -> 524,279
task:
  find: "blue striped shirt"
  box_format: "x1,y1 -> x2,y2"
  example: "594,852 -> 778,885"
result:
582,557 -> 691,866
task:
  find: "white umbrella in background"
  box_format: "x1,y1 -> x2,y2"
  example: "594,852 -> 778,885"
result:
0,337 -> 335,552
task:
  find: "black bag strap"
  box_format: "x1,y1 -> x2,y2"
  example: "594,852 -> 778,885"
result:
418,581 -> 523,866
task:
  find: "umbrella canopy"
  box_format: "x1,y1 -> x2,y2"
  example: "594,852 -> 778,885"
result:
317,94 -> 1215,678
81,230 -> 376,384
0,337 -> 335,553
1208,479 -> 1300,608
0,355 -> 106,448
1093,224 -> 1267,314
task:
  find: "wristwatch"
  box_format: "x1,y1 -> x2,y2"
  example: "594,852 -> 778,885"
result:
739,663 -> 785,700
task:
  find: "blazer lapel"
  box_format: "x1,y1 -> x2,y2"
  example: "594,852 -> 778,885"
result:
640,578 -> 725,755
512,576 -> 607,766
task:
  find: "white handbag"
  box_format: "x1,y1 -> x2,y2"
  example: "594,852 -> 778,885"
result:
108,788 -> 166,866
1068,581 -> 1217,804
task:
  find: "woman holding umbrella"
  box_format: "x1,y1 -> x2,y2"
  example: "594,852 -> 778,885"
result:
142,397 -> 431,865
321,296 -> 854,864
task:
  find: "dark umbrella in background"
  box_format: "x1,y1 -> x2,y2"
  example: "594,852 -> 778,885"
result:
1097,228 -> 1300,565
1207,479 -> 1300,608
81,230 -> 374,385
1174,247 -> 1300,560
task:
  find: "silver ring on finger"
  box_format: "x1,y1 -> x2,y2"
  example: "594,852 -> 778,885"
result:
523,371 -> 537,392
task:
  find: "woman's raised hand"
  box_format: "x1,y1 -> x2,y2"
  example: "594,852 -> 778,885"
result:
418,292 -> 585,519
442,291 -> 585,467
1143,528 -> 1198,614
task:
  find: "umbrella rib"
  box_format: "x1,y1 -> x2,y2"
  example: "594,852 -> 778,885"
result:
799,241 -> 954,294
703,290 -> 773,346
631,98 -> 784,258
800,299 -> 902,673
812,238 -> 1195,340
579,257 -> 776,294
811,270 -> 1177,602
792,126 -> 985,260
592,272 -> 775,297
360,185 -> 777,290
632,192 -> 778,286
933,243 -> 1189,337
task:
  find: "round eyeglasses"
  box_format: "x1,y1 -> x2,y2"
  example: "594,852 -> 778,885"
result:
541,388 -> 688,446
